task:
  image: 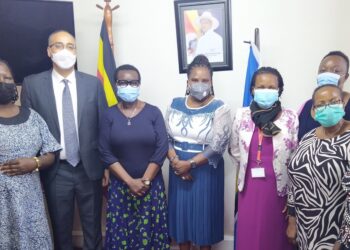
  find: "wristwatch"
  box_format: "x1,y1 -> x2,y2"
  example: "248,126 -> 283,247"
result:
142,179 -> 151,186
189,159 -> 197,169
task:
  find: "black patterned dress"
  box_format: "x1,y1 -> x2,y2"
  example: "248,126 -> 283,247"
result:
288,129 -> 350,250
338,172 -> 350,249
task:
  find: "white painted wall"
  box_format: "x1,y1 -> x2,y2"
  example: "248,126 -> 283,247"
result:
68,0 -> 350,247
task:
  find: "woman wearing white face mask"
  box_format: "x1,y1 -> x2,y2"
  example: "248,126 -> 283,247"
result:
229,67 -> 298,250
99,64 -> 170,249
165,55 -> 231,249
298,51 -> 350,141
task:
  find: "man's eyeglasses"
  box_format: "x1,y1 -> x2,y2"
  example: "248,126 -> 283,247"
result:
116,80 -> 140,88
49,42 -> 76,51
314,100 -> 343,111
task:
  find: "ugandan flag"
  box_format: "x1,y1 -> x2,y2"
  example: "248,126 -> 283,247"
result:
184,10 -> 200,36
97,19 -> 118,107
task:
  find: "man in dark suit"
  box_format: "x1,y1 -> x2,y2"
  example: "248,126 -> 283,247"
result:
21,30 -> 106,250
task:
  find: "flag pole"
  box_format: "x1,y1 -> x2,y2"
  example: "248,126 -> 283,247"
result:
254,28 -> 260,51
243,27 -> 260,50
96,0 -> 119,107
96,0 -> 120,52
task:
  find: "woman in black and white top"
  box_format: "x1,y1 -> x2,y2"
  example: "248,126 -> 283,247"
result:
287,84 -> 350,250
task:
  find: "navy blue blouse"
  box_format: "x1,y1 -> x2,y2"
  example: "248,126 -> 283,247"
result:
99,103 -> 168,178
298,99 -> 350,141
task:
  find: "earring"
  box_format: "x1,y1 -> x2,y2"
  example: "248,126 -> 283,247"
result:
12,87 -> 19,103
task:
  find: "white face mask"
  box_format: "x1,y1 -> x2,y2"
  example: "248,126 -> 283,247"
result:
51,49 -> 76,69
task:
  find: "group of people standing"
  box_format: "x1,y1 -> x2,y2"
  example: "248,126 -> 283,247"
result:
231,50 -> 350,250
1,28 -> 350,250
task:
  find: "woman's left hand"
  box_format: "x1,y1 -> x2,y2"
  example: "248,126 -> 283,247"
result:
180,172 -> 193,181
0,158 -> 37,176
333,241 -> 341,250
173,160 -> 191,176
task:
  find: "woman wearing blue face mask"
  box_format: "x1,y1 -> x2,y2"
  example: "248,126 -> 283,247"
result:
165,55 -> 231,250
298,51 -> 350,141
229,67 -> 298,250
287,84 -> 350,250
99,64 -> 170,249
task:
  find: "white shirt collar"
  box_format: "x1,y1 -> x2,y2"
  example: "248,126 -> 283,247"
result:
52,69 -> 76,84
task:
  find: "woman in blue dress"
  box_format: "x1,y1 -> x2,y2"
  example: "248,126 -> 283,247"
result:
99,64 -> 170,249
165,55 -> 231,249
0,59 -> 61,249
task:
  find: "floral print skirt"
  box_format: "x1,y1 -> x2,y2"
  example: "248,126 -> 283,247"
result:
105,174 -> 170,249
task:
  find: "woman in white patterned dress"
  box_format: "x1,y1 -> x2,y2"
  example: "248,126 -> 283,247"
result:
165,55 -> 231,250
0,60 -> 61,250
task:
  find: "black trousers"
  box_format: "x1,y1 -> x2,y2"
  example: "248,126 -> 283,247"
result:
45,161 -> 102,250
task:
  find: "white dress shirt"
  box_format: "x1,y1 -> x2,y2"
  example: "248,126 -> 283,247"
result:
52,69 -> 79,160
195,30 -> 224,63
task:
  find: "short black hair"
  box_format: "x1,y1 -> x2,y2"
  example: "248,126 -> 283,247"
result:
250,66 -> 284,96
187,54 -> 213,79
312,84 -> 343,105
0,58 -> 14,81
115,64 -> 141,82
322,51 -> 349,73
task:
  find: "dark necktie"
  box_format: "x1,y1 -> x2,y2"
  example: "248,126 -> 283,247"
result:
62,79 -> 80,166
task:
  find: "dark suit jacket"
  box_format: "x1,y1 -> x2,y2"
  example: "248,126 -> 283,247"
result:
21,70 -> 106,183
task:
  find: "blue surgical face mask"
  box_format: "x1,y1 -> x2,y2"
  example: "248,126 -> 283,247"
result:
314,104 -> 345,127
117,86 -> 140,102
317,72 -> 341,86
253,89 -> 279,109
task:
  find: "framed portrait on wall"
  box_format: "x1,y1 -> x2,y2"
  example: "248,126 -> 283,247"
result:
174,0 -> 232,73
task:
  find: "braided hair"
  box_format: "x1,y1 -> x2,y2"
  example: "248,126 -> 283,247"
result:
186,54 -> 214,95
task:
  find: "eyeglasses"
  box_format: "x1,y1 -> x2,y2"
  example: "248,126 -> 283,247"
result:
49,42 -> 76,51
116,80 -> 140,88
314,100 -> 343,111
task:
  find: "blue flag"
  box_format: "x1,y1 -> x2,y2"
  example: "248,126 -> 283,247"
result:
242,44 -> 260,107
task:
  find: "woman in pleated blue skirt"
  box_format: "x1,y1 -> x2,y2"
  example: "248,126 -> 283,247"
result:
165,55 -> 231,249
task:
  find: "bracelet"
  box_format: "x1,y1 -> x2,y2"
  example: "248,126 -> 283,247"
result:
33,157 -> 41,172
169,155 -> 179,162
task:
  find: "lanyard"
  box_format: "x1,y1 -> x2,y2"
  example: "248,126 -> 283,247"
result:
256,129 -> 264,166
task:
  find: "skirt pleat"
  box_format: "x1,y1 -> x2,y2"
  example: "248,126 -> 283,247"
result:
168,150 -> 224,245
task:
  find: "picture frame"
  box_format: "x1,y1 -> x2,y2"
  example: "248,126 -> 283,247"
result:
174,0 -> 232,73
